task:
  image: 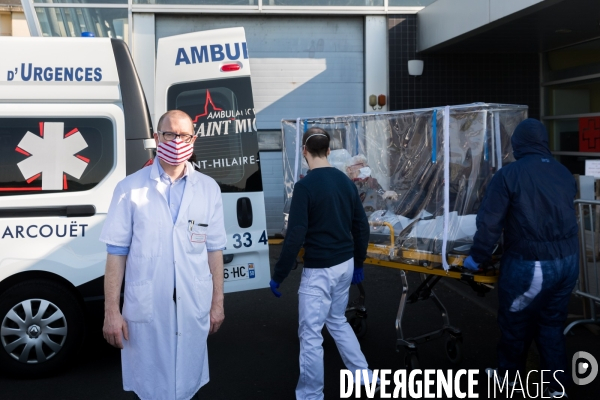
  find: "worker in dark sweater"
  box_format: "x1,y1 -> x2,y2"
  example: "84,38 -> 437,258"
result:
270,127 -> 375,400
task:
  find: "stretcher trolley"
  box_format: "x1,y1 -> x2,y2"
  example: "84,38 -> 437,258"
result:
280,103 -> 527,369
346,221 -> 500,371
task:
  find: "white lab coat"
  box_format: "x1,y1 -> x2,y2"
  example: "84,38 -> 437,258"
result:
99,160 -> 227,400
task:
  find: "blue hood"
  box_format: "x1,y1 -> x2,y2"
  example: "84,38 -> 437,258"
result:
511,119 -> 552,160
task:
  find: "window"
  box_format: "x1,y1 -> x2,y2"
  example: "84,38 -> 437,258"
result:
134,0 -> 252,4
267,0 -> 383,5
542,39 -> 600,174
544,78 -> 600,118
388,0 -> 436,6
258,130 -> 282,151
0,117 -> 114,196
34,0 -> 126,3
35,8 -> 128,40
168,77 -> 263,193
546,38 -> 600,73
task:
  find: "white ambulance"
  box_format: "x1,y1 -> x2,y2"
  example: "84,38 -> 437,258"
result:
0,28 -> 269,377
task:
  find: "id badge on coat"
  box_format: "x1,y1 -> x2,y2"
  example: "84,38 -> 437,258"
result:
189,222 -> 208,245
191,232 -> 206,243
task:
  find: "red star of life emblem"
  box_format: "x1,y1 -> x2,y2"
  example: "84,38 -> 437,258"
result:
192,90 -> 223,123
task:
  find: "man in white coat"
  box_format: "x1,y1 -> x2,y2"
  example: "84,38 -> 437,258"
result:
100,110 -> 227,400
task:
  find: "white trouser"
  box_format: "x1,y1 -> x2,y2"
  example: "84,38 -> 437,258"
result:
296,258 -> 373,400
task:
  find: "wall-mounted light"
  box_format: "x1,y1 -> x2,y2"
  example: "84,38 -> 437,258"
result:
369,94 -> 377,109
369,94 -> 387,110
408,60 -> 424,76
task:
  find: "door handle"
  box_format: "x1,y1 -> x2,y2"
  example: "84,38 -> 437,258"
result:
236,197 -> 253,228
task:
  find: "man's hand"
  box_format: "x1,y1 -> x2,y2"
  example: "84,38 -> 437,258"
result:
351,267 -> 364,285
207,250 -> 225,334
103,309 -> 129,349
463,255 -> 480,271
270,279 -> 282,298
209,304 -> 225,334
104,254 -> 127,348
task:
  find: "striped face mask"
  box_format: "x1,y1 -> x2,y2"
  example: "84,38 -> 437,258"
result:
157,138 -> 194,166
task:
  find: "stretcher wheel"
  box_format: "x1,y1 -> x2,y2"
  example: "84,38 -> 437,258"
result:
403,351 -> 420,372
445,337 -> 463,364
349,316 -> 367,339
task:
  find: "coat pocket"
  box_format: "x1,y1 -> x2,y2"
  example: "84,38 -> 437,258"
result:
193,275 -> 213,319
122,280 -> 153,323
189,226 -> 208,253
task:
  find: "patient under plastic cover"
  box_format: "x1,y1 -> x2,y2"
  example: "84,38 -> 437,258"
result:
282,103 -> 527,268
329,151 -> 399,215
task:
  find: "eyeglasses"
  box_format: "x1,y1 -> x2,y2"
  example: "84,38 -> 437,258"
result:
157,131 -> 195,143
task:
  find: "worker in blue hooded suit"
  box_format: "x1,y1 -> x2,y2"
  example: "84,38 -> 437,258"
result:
463,118 -> 579,398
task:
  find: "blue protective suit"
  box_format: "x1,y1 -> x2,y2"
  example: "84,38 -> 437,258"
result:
469,119 -> 579,392
470,118 -> 578,263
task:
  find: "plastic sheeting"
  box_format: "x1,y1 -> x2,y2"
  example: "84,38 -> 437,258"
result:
281,103 -> 527,270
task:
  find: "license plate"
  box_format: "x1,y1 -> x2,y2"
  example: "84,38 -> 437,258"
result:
224,264 -> 256,282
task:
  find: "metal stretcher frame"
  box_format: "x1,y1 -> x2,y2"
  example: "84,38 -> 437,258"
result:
364,255 -> 499,368
362,222 -> 499,369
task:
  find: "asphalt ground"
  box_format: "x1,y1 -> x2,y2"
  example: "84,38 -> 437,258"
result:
1,244 -> 598,400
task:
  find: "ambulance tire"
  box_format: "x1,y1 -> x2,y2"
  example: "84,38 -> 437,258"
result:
0,279 -> 85,378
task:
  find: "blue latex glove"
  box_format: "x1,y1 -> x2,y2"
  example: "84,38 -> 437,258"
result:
351,267 -> 364,285
463,256 -> 480,271
269,279 -> 282,298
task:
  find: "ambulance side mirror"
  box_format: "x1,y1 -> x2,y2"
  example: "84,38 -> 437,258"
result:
143,139 -> 157,150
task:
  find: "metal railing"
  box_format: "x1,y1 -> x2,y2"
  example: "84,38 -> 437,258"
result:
564,199 -> 600,335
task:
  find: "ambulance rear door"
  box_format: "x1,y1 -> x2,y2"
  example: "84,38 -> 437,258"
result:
155,28 -> 270,293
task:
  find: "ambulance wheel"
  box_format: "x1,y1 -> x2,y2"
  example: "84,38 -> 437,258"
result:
0,279 -> 85,377
403,351 -> 420,372
349,316 -> 367,339
445,337 -> 463,364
